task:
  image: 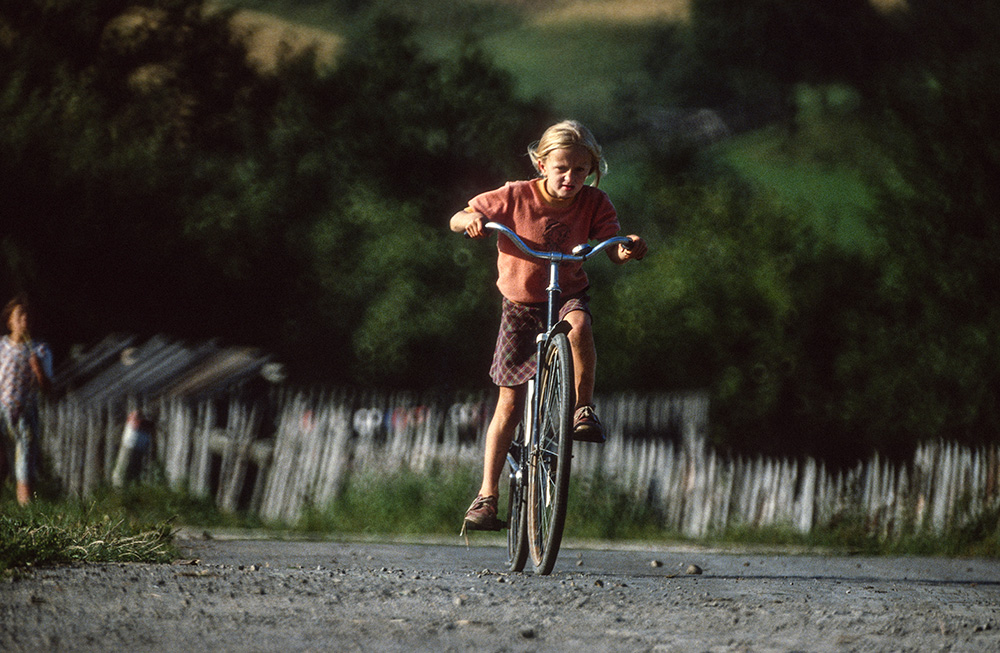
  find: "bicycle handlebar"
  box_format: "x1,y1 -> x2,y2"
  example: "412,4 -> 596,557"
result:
483,222 -> 633,263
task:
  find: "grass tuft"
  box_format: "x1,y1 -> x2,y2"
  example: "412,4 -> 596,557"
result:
0,500 -> 176,575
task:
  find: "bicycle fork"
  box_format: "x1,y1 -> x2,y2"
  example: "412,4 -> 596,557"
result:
506,378 -> 534,486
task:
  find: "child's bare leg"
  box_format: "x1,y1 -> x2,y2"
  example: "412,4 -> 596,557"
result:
565,309 -> 604,441
565,309 -> 595,408
478,385 -> 526,498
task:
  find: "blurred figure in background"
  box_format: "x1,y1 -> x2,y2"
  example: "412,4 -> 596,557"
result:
0,295 -> 53,505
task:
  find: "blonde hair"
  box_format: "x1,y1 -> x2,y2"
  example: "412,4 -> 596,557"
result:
528,120 -> 607,186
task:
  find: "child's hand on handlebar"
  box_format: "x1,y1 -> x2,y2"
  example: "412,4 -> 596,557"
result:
456,212 -> 487,239
618,235 -> 647,262
452,210 -> 489,239
465,214 -> 489,239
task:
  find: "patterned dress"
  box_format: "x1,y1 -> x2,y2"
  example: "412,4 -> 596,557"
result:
0,336 -> 52,482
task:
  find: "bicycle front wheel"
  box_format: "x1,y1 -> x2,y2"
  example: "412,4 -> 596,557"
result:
527,332 -> 574,575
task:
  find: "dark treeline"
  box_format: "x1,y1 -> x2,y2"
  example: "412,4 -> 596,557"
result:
2,0 -> 998,467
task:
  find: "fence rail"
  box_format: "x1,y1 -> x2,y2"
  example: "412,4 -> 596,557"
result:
40,390 -> 1000,539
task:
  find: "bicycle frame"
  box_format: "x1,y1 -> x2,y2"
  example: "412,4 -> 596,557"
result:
483,222 -> 632,483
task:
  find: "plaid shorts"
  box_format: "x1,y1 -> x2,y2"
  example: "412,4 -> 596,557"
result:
489,293 -> 590,387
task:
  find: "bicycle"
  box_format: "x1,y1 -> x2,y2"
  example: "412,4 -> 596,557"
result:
475,222 -> 635,575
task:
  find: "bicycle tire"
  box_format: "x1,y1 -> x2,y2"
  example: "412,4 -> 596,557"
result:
506,424 -> 528,572
527,332 -> 574,575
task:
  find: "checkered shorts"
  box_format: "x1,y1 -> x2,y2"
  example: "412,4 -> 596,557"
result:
489,293 -> 590,387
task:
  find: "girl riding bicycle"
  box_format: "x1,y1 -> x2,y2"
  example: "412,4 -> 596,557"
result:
450,120 -> 647,532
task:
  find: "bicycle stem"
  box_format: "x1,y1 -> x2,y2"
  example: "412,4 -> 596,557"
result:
545,259 -> 561,335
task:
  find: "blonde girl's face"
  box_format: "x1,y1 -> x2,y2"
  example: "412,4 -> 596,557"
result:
538,146 -> 593,201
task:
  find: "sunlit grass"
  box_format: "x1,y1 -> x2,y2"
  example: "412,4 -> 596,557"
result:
717,114 -> 889,256
480,22 -> 664,124
0,480 -> 266,574
0,497 -> 176,575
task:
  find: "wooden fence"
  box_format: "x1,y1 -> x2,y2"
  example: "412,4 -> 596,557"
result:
39,390 -> 1000,539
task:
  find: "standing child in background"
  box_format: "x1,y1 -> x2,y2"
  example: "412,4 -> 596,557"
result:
0,295 -> 53,505
450,120 -> 647,531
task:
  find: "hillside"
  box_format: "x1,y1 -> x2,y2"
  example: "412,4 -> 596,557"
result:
222,0 -> 893,257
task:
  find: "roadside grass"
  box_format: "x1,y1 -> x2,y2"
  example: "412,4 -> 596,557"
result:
91,480 -> 264,531
0,480 -> 263,575
566,473 -> 674,542
4,468 -> 997,569
295,465 -> 672,541
0,495 -> 176,576
709,512 -> 1000,559
296,465 -> 482,536
292,468 -> 1000,557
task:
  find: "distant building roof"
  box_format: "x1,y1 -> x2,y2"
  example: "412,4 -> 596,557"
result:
53,334 -> 284,404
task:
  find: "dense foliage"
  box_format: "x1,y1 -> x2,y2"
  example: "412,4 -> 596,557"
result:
862,0 -> 1000,449
2,0 -> 998,465
0,0 -> 544,390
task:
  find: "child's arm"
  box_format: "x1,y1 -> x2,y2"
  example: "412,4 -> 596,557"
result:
450,209 -> 489,239
29,348 -> 52,396
607,234 -> 648,264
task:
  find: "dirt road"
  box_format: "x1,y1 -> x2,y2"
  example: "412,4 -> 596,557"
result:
2,531 -> 998,651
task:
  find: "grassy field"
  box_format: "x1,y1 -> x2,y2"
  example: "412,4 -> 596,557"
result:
479,21 -> 663,125
719,127 -> 879,256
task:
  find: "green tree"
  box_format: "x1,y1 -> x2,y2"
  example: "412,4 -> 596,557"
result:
593,161 -> 917,464
275,15 -> 543,384
0,0 -> 274,342
860,0 -> 1000,448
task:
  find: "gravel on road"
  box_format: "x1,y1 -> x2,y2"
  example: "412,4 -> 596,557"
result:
2,531 -> 998,652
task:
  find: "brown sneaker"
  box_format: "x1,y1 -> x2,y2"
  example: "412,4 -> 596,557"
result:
573,405 -> 605,443
462,494 -> 503,532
